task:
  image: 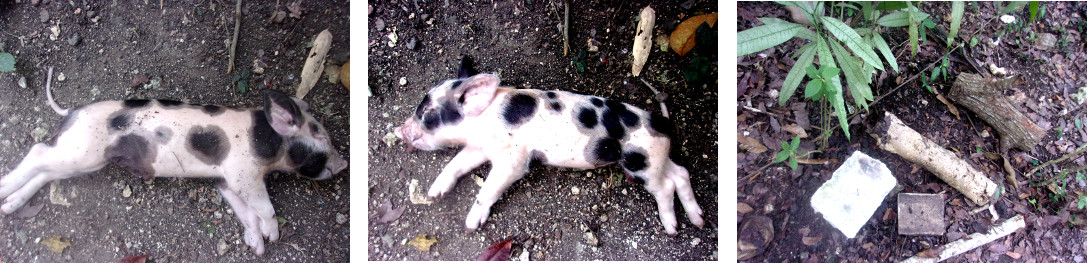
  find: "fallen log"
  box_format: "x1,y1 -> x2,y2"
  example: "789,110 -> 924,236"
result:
947,73 -> 1046,152
876,112 -> 997,205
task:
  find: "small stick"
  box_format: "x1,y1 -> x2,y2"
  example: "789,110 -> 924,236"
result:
228,0 -> 242,73
563,0 -> 569,57
900,215 -> 1024,263
639,78 -> 669,118
1027,143 -> 1087,178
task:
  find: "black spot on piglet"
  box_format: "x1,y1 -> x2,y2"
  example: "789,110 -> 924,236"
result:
593,138 -> 622,163
159,100 -> 184,107
123,99 -> 151,108
187,125 -> 230,165
105,135 -> 157,180
648,113 -> 675,138
288,141 -> 329,179
202,105 -> 225,116
621,151 -> 648,172
108,113 -> 131,132
251,110 -> 283,161
577,107 -> 598,129
503,93 -> 537,126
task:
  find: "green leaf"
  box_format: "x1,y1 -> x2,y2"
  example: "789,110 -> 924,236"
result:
829,74 -> 850,140
876,11 -> 911,27
948,1 -> 964,47
828,39 -> 873,111
820,66 -> 840,80
871,33 -> 899,73
970,36 -> 979,47
1029,1 -> 1039,23
805,64 -> 821,79
776,1 -> 824,25
781,44 -> 817,106
1076,118 -> 1083,130
790,136 -> 801,149
788,156 -> 799,170
875,1 -> 909,11
1002,1 -> 1028,15
805,79 -> 824,99
0,52 -> 14,73
737,20 -> 804,56
775,150 -> 790,163
820,16 -> 884,71
907,2 -> 919,57
1078,195 -> 1087,210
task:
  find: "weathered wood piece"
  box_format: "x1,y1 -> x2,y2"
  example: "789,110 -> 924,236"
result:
947,73 -> 1046,152
877,112 -> 997,205
900,215 -> 1025,263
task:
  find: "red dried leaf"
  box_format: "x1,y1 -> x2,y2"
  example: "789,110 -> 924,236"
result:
477,238 -> 514,261
118,255 -> 147,263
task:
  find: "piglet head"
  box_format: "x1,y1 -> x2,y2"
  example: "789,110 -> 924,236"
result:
263,90 -> 348,180
395,73 -> 499,151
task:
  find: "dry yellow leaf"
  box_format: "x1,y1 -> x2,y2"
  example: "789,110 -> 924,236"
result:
40,235 -> 70,254
631,6 -> 655,76
407,234 -> 438,252
738,132 -> 768,153
669,13 -> 717,56
340,59 -> 351,90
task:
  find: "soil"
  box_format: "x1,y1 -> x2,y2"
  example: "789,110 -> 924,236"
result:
0,1 -> 350,262
367,0 -> 718,260
739,2 -> 1087,262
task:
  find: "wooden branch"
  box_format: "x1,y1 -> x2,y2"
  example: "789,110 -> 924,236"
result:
900,215 -> 1025,263
947,73 -> 1046,152
877,112 -> 997,205
228,0 -> 242,73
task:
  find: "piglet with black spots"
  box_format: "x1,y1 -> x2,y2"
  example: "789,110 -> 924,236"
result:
0,67 -> 348,255
394,58 -> 703,235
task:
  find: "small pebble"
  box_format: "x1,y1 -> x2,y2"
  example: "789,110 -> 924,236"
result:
399,77 -> 407,86
406,38 -> 417,50
336,213 -> 348,224
39,10 -> 49,23
374,18 -> 385,31
68,34 -> 81,46
57,72 -> 66,82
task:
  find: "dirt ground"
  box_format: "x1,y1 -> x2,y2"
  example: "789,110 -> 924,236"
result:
0,1 -> 350,262
739,2 -> 1087,262
368,0 -> 718,260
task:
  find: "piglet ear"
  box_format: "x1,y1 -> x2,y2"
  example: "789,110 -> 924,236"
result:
264,90 -> 304,136
457,73 -> 499,117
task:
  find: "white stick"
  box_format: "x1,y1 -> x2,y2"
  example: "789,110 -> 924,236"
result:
900,215 -> 1024,263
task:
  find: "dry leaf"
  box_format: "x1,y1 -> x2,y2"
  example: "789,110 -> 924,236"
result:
782,124 -> 809,138
738,132 -> 768,153
917,245 -> 945,258
631,6 -> 655,76
737,202 -> 754,214
378,199 -> 407,224
801,236 -> 823,246
118,255 -> 148,263
340,59 -> 350,90
477,238 -> 514,261
297,29 -> 333,99
1005,251 -> 1022,259
935,92 -> 961,120
13,203 -> 45,218
407,234 -> 438,252
40,235 -> 70,254
669,13 -> 717,56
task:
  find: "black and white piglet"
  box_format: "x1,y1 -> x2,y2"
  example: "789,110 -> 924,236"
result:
395,59 -> 703,235
0,68 -> 348,255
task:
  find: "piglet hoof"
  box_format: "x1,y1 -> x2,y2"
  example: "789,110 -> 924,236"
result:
427,178 -> 456,199
691,216 -> 705,229
464,202 -> 491,231
244,230 -> 266,256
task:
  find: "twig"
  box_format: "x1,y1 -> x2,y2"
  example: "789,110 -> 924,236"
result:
563,0 -> 569,57
639,78 -> 669,118
1028,143 -> 1087,180
228,0 -> 242,73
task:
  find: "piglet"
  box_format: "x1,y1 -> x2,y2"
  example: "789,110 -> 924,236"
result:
0,67 -> 348,255
395,58 -> 703,235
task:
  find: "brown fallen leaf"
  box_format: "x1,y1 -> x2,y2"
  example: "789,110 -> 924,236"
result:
377,199 -> 407,224
737,202 -> 754,214
407,234 -> 438,252
40,235 -> 70,254
340,59 -> 350,90
118,254 -> 148,263
13,203 -> 45,218
669,13 -> 717,56
1005,251 -> 1022,259
801,236 -> 823,246
916,245 -> 945,258
782,124 -> 809,138
738,132 -> 768,153
935,92 -> 961,120
477,238 -> 514,261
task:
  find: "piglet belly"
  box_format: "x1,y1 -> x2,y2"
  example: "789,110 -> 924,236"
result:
521,128 -> 600,170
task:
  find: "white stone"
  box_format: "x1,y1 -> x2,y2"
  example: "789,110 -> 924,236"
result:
810,151 -> 896,238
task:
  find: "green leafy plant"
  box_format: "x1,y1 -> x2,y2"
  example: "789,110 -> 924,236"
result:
774,135 -> 802,170
0,52 -> 14,73
1078,195 -> 1087,210
739,1 -> 939,142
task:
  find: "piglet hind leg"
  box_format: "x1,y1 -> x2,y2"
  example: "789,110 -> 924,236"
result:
1,143 -> 107,214
218,179 -> 279,256
665,161 -> 704,228
465,153 -> 528,231
643,171 -> 681,236
428,147 -> 489,198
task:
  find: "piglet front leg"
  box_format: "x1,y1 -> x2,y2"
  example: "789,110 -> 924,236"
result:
218,178 -> 279,256
465,151 -> 529,231
427,147 -> 489,198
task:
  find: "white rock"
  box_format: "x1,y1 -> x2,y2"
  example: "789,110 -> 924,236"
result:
810,151 -> 896,238
399,77 -> 407,86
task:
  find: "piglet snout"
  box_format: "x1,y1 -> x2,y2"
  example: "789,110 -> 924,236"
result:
393,121 -> 419,152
